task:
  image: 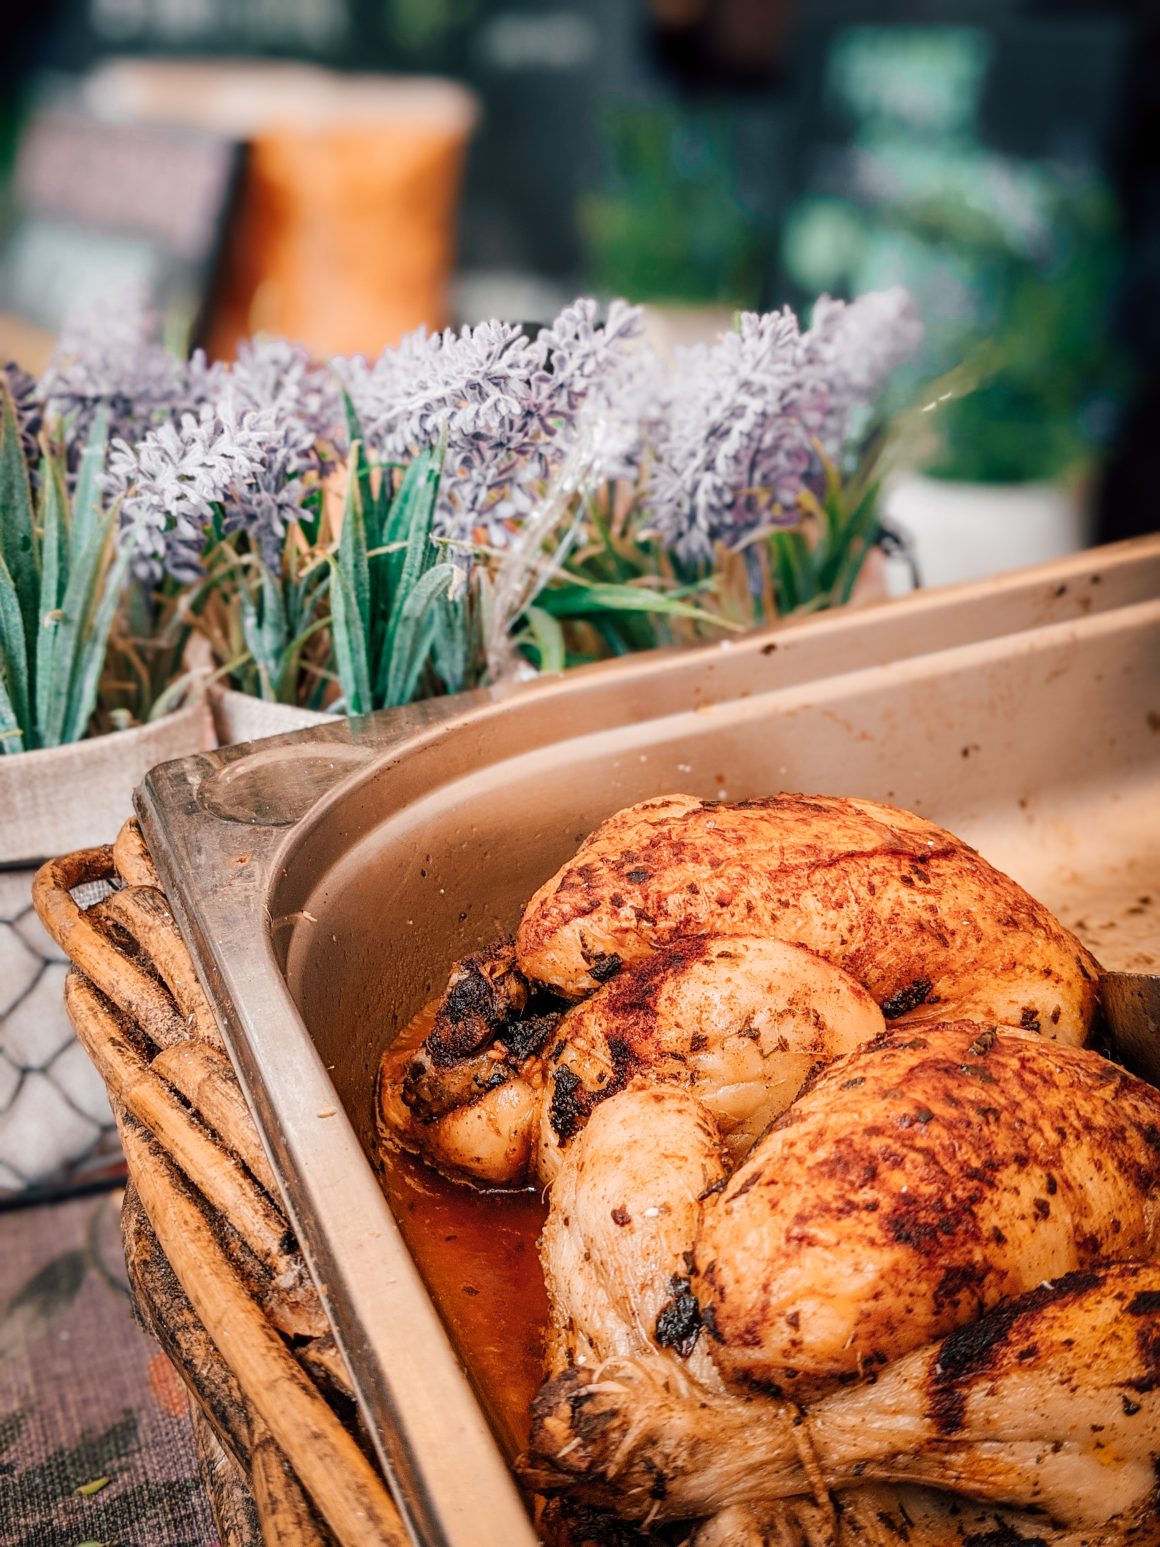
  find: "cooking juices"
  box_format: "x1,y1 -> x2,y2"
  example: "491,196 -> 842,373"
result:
377,1004 -> 549,1460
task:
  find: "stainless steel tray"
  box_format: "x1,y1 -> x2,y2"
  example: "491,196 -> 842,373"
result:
137,536 -> 1160,1547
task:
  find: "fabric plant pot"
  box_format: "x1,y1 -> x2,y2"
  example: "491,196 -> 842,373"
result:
0,694 -> 208,1195
208,683 -> 334,748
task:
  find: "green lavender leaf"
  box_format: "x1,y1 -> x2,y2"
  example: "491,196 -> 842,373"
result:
0,667 -> 24,754
327,556 -> 371,715
61,540 -> 132,745
534,581 -> 727,626
0,378 -> 38,652
338,442 -> 370,649
34,458 -> 70,739
70,406 -> 110,562
0,551 -> 30,745
521,604 -> 566,674
41,519 -> 115,748
431,590 -> 469,693
385,562 -> 456,706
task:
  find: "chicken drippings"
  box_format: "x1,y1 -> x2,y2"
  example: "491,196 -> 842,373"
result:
377,1001 -> 549,1460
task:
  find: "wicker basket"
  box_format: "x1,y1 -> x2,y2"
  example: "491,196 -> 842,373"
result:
33,822 -> 408,1547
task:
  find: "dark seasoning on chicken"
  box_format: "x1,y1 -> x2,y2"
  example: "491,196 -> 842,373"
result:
376,793 -> 1160,1546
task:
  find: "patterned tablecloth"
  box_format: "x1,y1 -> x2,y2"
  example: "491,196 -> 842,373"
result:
0,1187 -> 215,1547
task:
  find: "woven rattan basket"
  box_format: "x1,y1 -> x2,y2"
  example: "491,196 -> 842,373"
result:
33,821 -> 408,1547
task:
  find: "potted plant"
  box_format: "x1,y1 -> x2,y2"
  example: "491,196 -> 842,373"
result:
0,360 -> 206,1196
136,291 -> 922,729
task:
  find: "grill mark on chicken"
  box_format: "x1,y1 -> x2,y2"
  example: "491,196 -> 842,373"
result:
654,1275 -> 703,1358
926,1270 -> 1102,1433
882,978 -> 934,1019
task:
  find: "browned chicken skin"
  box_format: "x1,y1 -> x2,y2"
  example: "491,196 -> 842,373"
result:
698,1023 -> 1160,1386
517,794 -> 1099,1037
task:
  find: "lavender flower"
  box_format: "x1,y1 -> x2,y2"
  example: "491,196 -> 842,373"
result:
3,361 -> 42,468
105,399 -> 276,583
218,429 -> 310,572
40,288 -> 190,458
338,300 -> 647,547
228,336 -> 344,462
643,290 -> 922,564
801,287 -> 924,453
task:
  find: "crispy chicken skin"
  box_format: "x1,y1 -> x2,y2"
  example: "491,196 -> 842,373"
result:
698,1024 -> 1160,1386
515,794 -> 1099,1040
522,1263 -> 1160,1531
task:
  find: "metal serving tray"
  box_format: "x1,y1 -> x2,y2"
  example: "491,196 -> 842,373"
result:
137,536 -> 1160,1547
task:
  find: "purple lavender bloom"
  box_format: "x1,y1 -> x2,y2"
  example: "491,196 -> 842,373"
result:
228,336 -> 344,465
40,289 -> 191,460
337,300 -> 647,547
218,429 -> 310,572
105,399 -> 276,583
644,289 -> 922,564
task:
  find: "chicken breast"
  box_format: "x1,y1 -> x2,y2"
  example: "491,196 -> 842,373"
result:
515,794 -> 1099,1041
697,1024 -> 1160,1386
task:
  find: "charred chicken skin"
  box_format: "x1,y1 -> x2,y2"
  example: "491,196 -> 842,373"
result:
373,793 -> 1145,1541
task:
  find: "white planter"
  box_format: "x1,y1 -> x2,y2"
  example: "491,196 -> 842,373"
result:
0,696 -> 208,1194
209,682 -> 334,748
882,475 -> 1091,595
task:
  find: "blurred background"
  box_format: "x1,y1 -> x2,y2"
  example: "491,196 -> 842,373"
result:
1,0 -> 1155,585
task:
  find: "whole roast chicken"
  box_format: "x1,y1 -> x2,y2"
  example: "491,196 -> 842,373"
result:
375,794 -> 1158,1544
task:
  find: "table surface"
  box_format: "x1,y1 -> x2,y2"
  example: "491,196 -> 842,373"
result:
0,1187 -> 216,1547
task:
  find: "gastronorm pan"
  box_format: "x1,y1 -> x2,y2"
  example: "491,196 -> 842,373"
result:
137,535 -> 1160,1547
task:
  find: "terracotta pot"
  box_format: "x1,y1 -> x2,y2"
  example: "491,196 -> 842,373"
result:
0,694 -> 208,1194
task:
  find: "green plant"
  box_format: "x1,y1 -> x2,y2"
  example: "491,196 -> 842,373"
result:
0,381 -> 133,755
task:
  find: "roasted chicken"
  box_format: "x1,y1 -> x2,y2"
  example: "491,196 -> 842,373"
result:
372,793 -> 1146,1542
380,794 -> 1098,1187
